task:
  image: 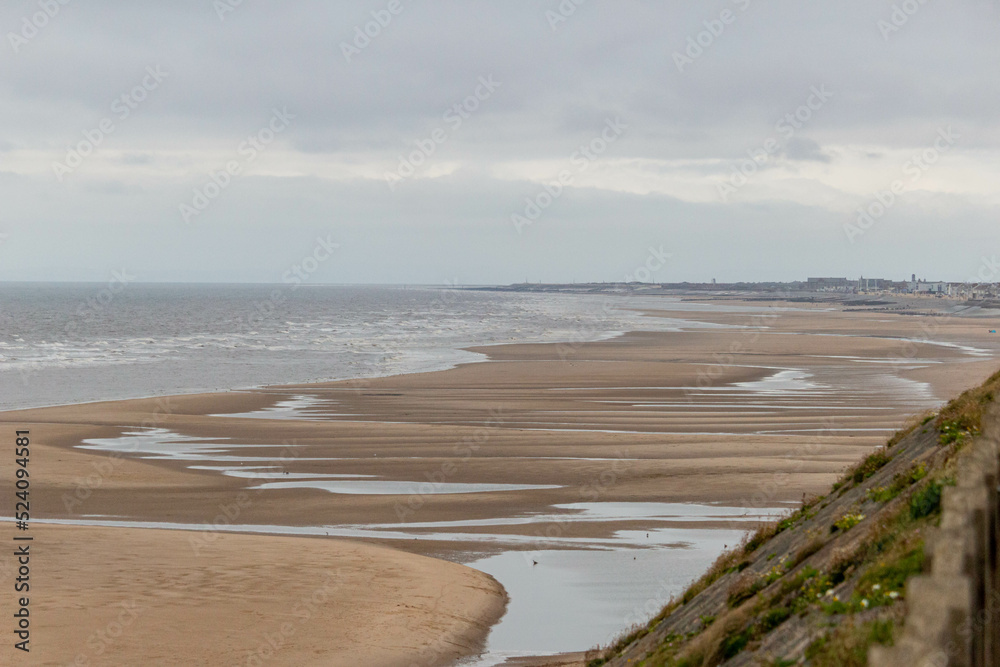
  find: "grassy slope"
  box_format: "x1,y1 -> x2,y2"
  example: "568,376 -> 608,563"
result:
588,367 -> 1000,667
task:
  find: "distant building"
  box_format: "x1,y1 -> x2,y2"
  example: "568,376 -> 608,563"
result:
910,280 -> 948,294
858,277 -> 889,292
807,277 -> 850,290
883,281 -> 910,293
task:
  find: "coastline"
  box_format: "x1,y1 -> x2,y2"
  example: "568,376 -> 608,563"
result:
0,286 -> 673,415
2,296 -> 999,664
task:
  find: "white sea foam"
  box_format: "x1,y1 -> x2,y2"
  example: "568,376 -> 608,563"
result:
0,286 -> 741,411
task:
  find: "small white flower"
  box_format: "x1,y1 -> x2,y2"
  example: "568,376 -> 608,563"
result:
825,589 -> 834,597
888,591 -> 899,599
861,599 -> 869,608
872,584 -> 881,591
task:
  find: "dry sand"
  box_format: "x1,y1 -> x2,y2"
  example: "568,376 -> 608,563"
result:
1,298 -> 999,665
22,524 -> 505,667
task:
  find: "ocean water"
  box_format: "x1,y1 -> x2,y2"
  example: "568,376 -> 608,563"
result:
0,283 -> 696,411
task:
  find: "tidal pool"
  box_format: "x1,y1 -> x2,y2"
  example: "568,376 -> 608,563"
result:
461,538 -> 735,663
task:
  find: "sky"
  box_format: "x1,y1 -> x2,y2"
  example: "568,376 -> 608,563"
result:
0,0 -> 998,285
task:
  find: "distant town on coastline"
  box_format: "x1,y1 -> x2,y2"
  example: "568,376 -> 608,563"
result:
478,275 -> 1000,300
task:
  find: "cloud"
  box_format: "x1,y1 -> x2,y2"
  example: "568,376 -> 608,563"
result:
782,138 -> 831,163
120,153 -> 154,165
0,0 -> 998,282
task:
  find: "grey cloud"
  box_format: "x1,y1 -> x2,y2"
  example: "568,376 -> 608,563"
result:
0,0 -> 997,282
121,153 -> 154,165
782,137 -> 831,163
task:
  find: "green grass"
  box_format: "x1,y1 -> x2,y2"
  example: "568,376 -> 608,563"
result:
832,447 -> 893,494
715,606 -> 792,663
759,607 -> 791,632
818,547 -> 922,615
833,512 -> 865,532
850,449 -> 892,484
741,496 -> 823,557
854,546 -> 923,601
939,419 -> 970,446
742,526 -> 778,556
728,564 -> 787,608
676,547 -> 747,606
789,569 -> 832,613
805,618 -> 895,667
866,462 -> 927,503
935,367 -> 1000,440
720,628 -> 752,659
910,480 -> 946,519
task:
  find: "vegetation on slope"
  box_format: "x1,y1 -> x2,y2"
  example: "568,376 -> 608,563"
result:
587,367 -> 1000,667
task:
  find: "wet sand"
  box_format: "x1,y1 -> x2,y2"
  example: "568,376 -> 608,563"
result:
2,298 -> 998,664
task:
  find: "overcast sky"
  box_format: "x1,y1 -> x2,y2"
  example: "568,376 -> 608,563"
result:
0,0 -> 997,284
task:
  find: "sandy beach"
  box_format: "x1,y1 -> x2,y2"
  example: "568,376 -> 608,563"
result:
2,297 -> 999,664
22,524 -> 505,667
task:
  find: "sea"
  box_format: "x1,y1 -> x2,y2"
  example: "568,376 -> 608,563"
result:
0,283 -> 702,412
